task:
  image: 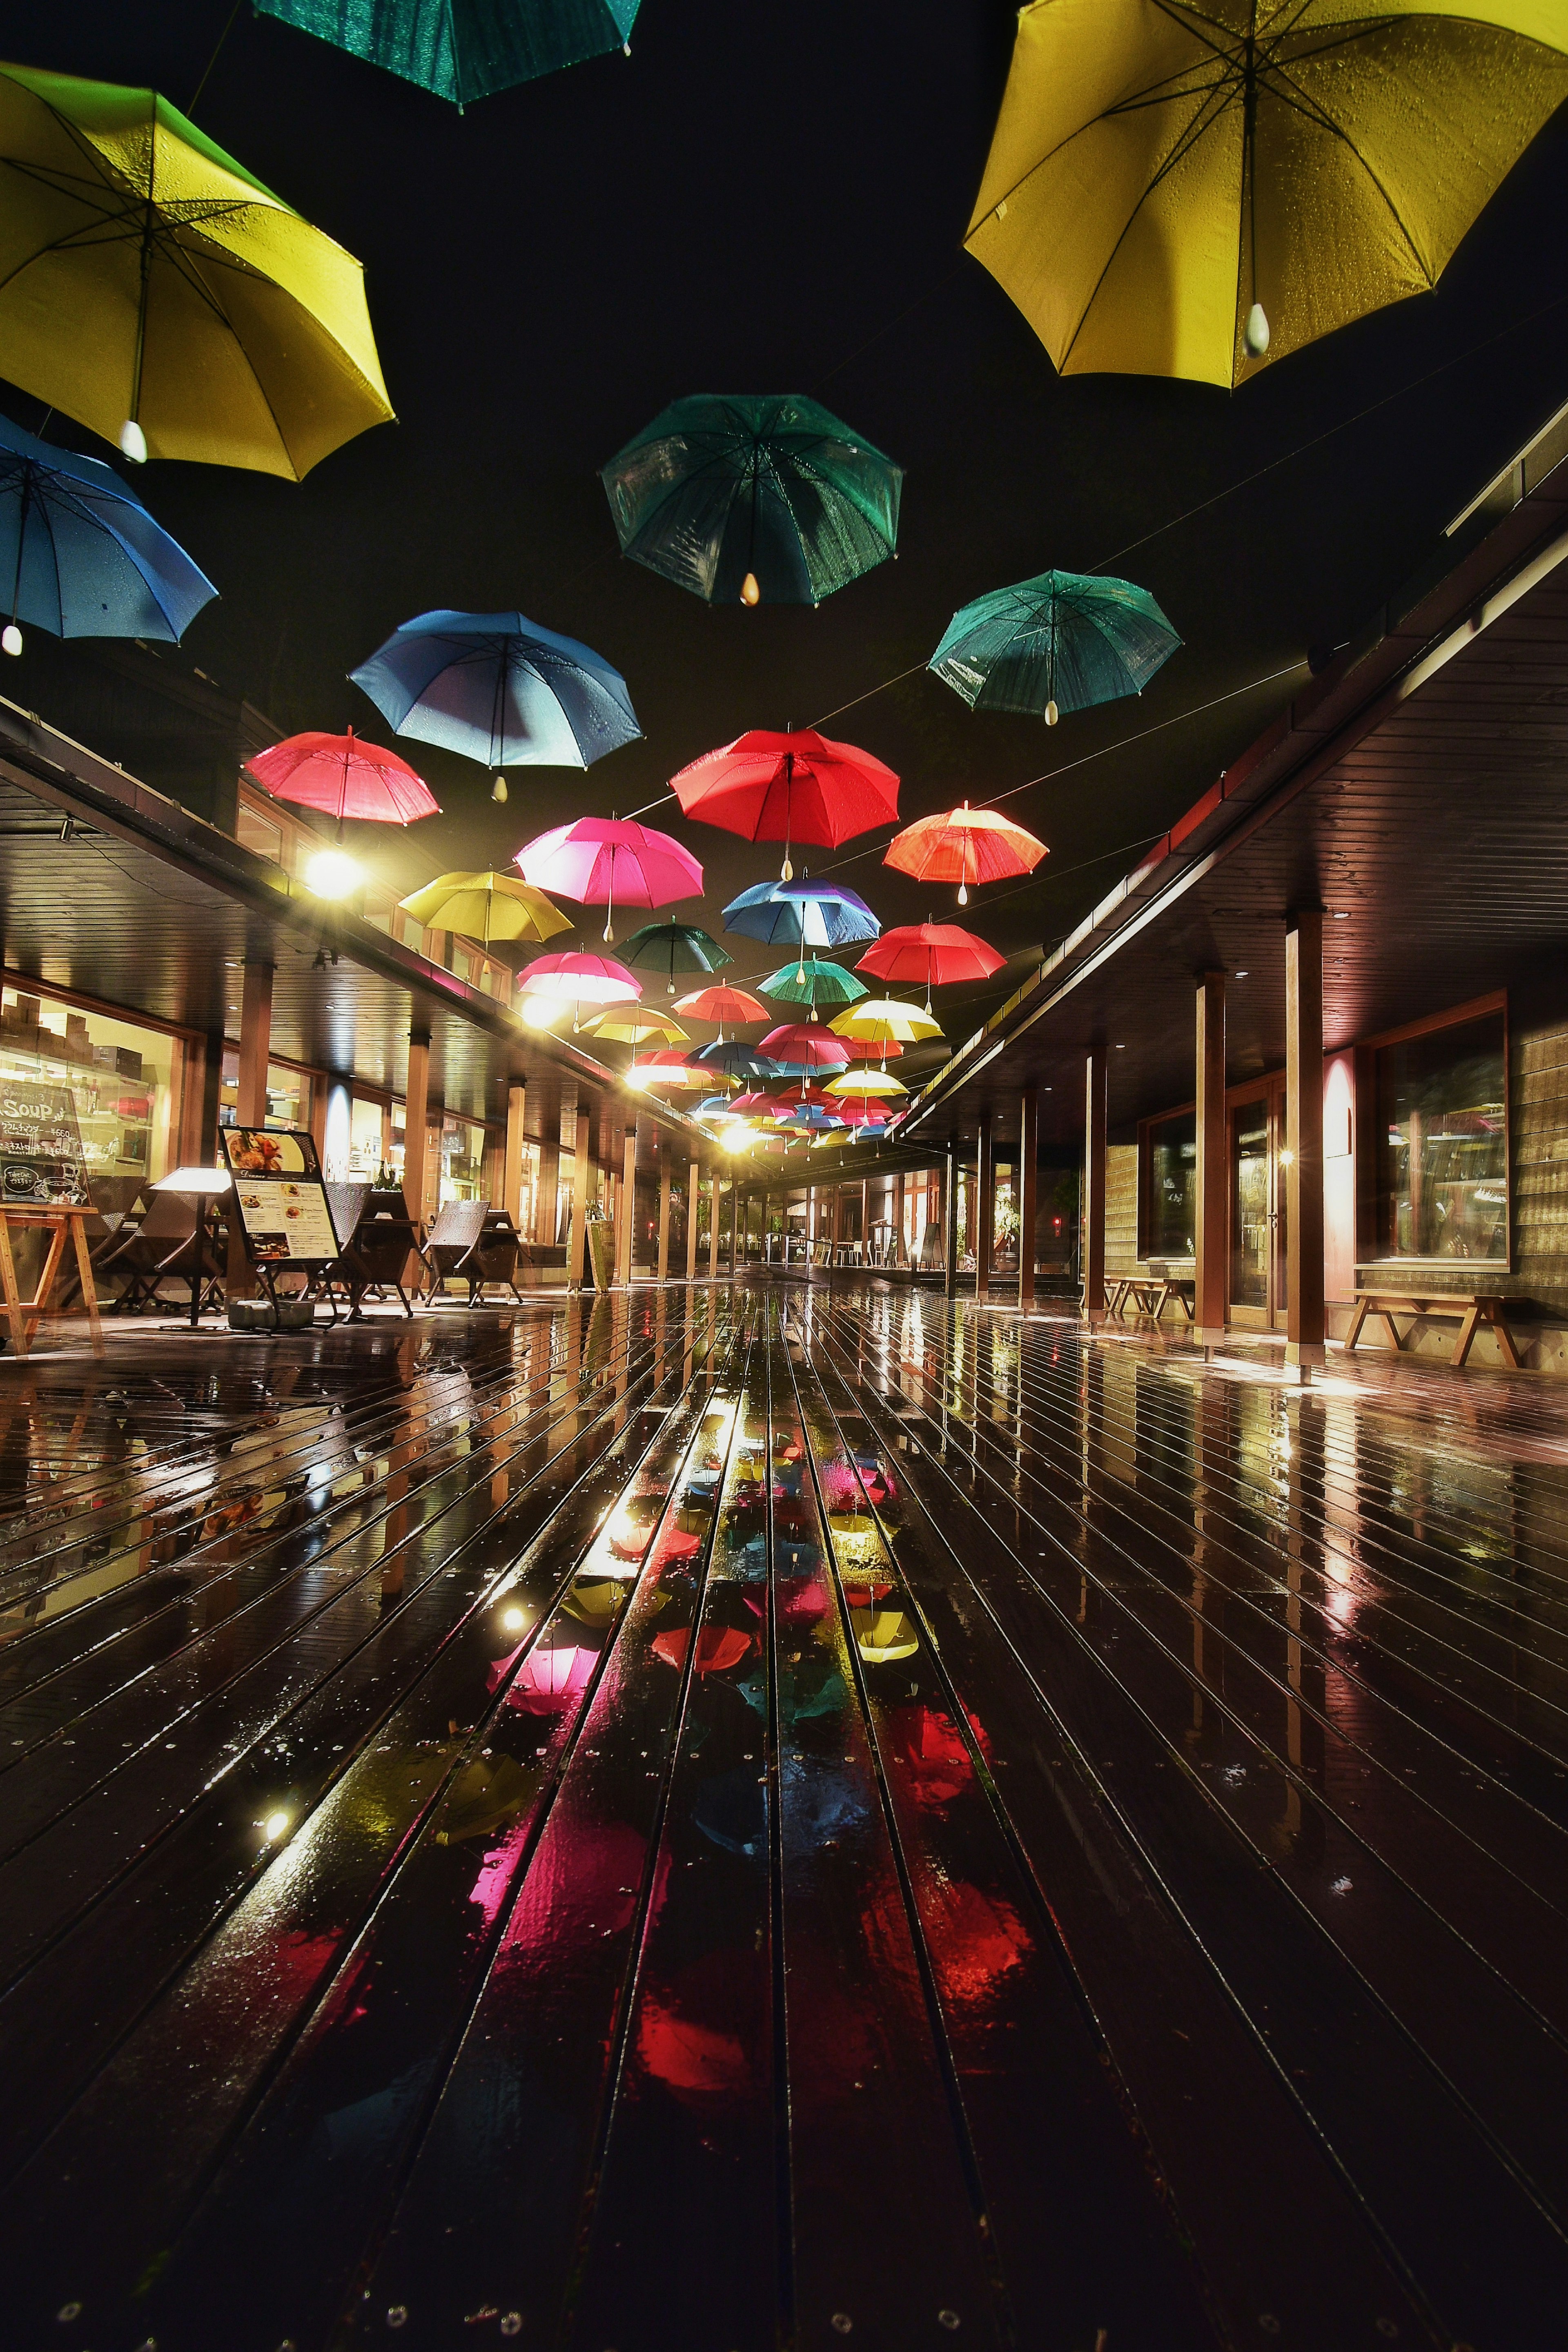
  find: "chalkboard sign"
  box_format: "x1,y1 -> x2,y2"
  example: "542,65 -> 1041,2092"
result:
220,1127 -> 338,1262
0,1080 -> 90,1204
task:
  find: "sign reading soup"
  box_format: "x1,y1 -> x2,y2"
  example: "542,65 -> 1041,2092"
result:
0,1082 -> 89,1203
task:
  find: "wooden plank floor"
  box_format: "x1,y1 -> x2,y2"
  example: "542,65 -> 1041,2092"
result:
2,1279 -> 1567,2350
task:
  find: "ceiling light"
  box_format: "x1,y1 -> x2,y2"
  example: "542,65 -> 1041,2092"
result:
262,1810 -> 290,1842
304,847 -> 362,900
1235,970 -> 1248,978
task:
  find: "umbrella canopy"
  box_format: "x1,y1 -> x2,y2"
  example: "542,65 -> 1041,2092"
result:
826,1068 -> 909,1099
513,950 -> 640,1006
931,570 -> 1180,725
623,921 -> 732,994
884,804 -> 1046,906
840,1035 -> 903,1063
758,958 -> 868,1009
0,415 -> 216,653
0,64 -> 392,475
695,1094 -> 743,1121
964,1 -> 1568,388
724,1091 -> 781,1119
515,816 -> 702,943
692,1042 -> 782,1082
857,922 -> 1006,993
248,729 -> 439,824
254,0 -> 642,103
633,1048 -> 711,1090
673,984 -> 767,1026
723,879 -> 880,952
670,726 -> 900,878
830,999 -> 943,1048
350,609 -> 640,775
398,871 -> 569,947
601,394 -> 902,607
759,1024 -> 851,1072
582,1008 -> 688,1047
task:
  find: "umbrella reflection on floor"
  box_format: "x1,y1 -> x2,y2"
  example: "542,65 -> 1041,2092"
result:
488,1641 -> 597,1712
652,1625 -> 755,1676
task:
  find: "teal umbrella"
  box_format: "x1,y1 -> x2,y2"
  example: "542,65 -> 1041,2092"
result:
930,569 -> 1180,725
601,395 -> 902,607
622,921 -> 732,995
255,0 -> 641,101
759,958 -> 868,1010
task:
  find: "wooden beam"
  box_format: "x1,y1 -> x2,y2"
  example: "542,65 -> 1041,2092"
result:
568,1099 -> 592,1291
535,1137 -> 559,1245
402,1034 -> 430,1229
503,1082 -> 526,1226
1084,1046 -> 1108,1323
1195,970 -> 1227,1342
236,961 -> 273,1129
657,1156 -> 672,1282
687,1159 -> 701,1281
944,1146 -> 958,1298
976,1113 -> 993,1298
617,1124 -> 637,1285
708,1173 -> 720,1279
1286,911 -> 1326,1367
1018,1091 -> 1038,1309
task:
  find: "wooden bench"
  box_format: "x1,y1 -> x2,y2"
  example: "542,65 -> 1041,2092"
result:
1107,1261 -> 1196,1323
1343,1287 -> 1520,1369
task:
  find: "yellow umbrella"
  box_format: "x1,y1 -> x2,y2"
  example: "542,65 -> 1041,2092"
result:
824,1068 -> 909,1099
965,2 -> 1568,388
857,1611 -> 920,1664
400,871 -> 570,948
582,1009 -> 690,1046
0,64 -> 394,473
829,998 -> 944,1047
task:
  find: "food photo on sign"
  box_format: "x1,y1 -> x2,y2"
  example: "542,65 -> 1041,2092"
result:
219,1129 -> 338,1260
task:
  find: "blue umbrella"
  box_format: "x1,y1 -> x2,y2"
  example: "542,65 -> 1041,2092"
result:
0,415 -> 216,656
930,569 -> 1180,725
349,609 -> 641,779
722,878 -> 880,952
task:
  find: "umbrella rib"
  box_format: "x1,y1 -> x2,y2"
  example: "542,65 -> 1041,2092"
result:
1261,53 -> 1437,280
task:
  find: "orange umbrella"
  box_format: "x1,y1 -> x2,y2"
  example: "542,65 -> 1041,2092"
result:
884,802 -> 1046,905
673,984 -> 770,1030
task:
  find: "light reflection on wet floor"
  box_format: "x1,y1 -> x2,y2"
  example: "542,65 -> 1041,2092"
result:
0,1280 -> 1566,2350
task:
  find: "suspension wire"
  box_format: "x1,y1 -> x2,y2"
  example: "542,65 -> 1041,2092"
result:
187,0 -> 244,114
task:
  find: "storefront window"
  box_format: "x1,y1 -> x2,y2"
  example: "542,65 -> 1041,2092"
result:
350,1095 -> 388,1179
439,1114 -> 488,1205
1146,1108 -> 1196,1259
1376,1011 -> 1506,1260
0,984 -> 180,1214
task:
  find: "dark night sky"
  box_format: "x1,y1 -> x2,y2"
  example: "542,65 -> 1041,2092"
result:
6,2 -> 1568,1075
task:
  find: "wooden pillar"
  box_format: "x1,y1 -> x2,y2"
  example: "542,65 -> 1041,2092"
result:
503,1082 -> 526,1226
976,1113 -> 994,1298
308,1072 -> 328,1159
1286,910 -> 1326,1369
943,1146 -> 958,1298
535,1138 -> 559,1245
236,961 -> 273,1129
708,1174 -> 721,1278
688,1159 -> 702,1280
1018,1091 -> 1038,1309
403,1033 -> 430,1229
617,1124 -> 638,1285
568,1099 -> 592,1291
1195,971 -> 1227,1342
657,1157 -> 672,1281
728,1178 -> 740,1271
1084,1046 -> 1107,1324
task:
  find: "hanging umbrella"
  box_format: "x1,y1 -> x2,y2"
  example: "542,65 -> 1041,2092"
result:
254,0 -> 643,103
758,958 -> 867,1009
398,871 -> 569,948
884,804 -> 1046,906
0,64 -> 392,475
840,1036 -> 903,1063
695,1095 -> 742,1122
514,950 -> 640,1007
726,1090 -> 786,1118
247,729 -> 439,823
931,571 -> 1180,725
826,1068 -> 908,1100
0,415 -> 216,656
670,726 -> 900,878
965,2 -> 1568,389
830,999 -> 944,1049
582,1008 -> 688,1046
601,395 -> 902,607
350,609 -> 640,786
759,1024 -> 851,1072
857,922 -> 1005,997
692,1042 -> 783,1084
623,921 -> 732,995
722,879 -> 880,955
634,1048 -> 712,1090
515,817 -> 702,943
672,984 -> 767,1028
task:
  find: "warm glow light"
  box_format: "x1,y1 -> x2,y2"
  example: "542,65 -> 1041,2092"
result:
724,1129 -> 753,1153
520,994 -> 564,1030
263,1810 -> 290,1842
1278,1148 -> 1295,1167
305,847 -> 363,900
501,1605 -> 527,1632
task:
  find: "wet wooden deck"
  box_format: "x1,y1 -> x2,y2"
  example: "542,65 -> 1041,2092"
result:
2,1279 -> 1567,2351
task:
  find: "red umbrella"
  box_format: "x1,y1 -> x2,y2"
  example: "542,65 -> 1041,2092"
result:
758,1023 -> 851,1069
247,728 -> 439,824
673,984 -> 768,1028
857,921 -> 1006,997
516,817 -> 702,943
670,727 -> 900,879
653,1625 -> 756,1675
883,805 -> 1046,905
840,1035 -> 903,1061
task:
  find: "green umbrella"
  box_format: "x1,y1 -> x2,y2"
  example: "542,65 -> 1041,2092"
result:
622,921 -> 732,996
759,957 -> 868,1010
601,395 -> 902,607
930,569 -> 1180,726
254,0 -> 641,102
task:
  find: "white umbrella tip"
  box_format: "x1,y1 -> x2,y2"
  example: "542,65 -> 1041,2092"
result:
118,419 -> 148,464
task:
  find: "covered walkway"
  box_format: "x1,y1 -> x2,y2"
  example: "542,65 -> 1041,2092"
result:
1,1281 -> 1566,2349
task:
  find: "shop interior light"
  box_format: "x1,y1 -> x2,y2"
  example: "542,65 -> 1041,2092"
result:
304,847 -> 363,900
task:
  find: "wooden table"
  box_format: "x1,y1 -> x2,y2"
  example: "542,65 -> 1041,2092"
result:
0,1204 -> 104,1358
1343,1287 -> 1519,1369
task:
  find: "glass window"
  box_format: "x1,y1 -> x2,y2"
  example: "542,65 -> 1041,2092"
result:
350,1096 -> 387,1179
1376,1011 -> 1506,1260
0,984 -> 182,1215
236,799 -> 283,862
1147,1108 -> 1196,1260
439,1115 -> 488,1205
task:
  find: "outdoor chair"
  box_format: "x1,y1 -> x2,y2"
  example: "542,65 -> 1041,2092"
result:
98,1194 -> 222,1315
419,1198 -> 490,1303
321,1189 -> 419,1320
452,1208 -> 530,1306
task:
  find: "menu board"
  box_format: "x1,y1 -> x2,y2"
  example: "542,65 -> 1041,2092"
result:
220,1127 -> 338,1262
0,1080 -> 90,1204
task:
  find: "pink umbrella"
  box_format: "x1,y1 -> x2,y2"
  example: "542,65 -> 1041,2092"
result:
758,1023 -> 851,1069
515,950 -> 641,1007
488,1641 -> 596,1713
247,728 -> 440,825
516,818 -> 703,944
